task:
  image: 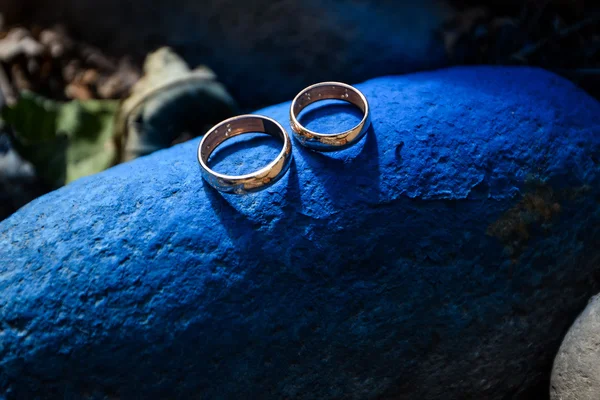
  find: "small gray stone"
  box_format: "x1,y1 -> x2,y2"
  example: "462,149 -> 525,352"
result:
551,294 -> 600,400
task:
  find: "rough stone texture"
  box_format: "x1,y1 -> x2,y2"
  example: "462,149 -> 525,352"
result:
0,0 -> 447,108
551,294 -> 600,400
1,67 -> 600,399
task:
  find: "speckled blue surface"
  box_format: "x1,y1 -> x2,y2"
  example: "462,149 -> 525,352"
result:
1,67 -> 599,399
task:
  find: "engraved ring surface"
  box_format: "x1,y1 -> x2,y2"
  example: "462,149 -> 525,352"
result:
289,82 -> 371,151
197,115 -> 293,194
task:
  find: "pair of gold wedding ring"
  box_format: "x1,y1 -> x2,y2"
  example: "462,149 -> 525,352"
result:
197,82 -> 371,194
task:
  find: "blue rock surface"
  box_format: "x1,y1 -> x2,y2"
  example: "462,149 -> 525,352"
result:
1,67 -> 600,399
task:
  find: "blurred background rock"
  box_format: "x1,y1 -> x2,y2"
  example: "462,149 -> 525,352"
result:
0,0 -> 449,108
0,0 -> 598,221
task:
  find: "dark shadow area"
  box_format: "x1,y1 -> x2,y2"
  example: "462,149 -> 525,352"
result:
297,124 -> 380,205
202,158 -> 301,256
0,134 -> 53,221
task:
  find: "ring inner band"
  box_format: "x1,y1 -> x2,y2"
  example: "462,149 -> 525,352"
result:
291,84 -> 366,120
200,117 -> 285,165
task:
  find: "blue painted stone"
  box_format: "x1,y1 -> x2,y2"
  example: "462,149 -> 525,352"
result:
1,67 -> 600,399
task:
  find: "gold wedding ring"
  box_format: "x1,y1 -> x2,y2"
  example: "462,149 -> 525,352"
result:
197,115 -> 292,194
289,82 -> 371,151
